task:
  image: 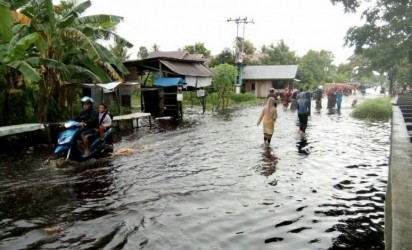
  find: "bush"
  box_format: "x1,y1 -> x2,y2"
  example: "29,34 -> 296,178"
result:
229,93 -> 257,103
351,97 -> 392,121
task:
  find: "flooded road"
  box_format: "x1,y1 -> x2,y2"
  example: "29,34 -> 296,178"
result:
0,93 -> 390,249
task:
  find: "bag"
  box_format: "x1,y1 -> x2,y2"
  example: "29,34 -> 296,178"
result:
99,111 -> 113,125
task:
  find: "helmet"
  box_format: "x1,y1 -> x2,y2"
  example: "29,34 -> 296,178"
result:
81,96 -> 93,105
269,88 -> 275,92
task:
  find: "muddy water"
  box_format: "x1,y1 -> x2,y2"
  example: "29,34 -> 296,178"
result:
0,93 -> 390,249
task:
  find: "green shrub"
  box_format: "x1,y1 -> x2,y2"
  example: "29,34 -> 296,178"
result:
351,97 -> 392,121
229,93 -> 257,103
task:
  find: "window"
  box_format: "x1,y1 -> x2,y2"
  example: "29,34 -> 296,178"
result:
251,83 -> 255,91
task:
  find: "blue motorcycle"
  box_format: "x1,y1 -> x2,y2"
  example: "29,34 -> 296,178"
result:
53,121 -> 114,161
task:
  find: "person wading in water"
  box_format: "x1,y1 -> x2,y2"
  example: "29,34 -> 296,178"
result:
257,97 -> 278,148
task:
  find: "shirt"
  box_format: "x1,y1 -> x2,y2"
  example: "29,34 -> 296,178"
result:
74,108 -> 98,128
297,98 -> 310,115
99,112 -> 112,128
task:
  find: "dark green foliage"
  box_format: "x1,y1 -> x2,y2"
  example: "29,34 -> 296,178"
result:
351,97 -> 392,121
229,93 -> 257,103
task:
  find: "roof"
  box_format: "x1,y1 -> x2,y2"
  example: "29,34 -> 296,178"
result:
154,77 -> 186,87
160,60 -> 216,77
242,65 -> 299,80
83,81 -> 139,89
123,51 -> 216,78
146,51 -> 205,62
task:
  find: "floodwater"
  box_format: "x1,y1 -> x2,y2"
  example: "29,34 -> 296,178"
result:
0,91 -> 390,249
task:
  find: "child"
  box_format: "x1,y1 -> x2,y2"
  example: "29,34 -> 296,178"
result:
98,103 -> 112,142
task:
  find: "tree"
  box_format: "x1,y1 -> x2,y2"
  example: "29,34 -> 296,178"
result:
212,63 -> 237,110
259,40 -> 298,65
182,42 -> 211,57
110,41 -> 130,61
209,48 -> 235,68
137,46 -> 149,59
235,39 -> 256,55
4,0 -> 132,123
299,50 -> 334,86
332,0 -> 412,94
151,43 -> 160,52
0,1 -> 42,125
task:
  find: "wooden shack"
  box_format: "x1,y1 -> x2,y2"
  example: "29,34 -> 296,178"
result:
141,77 -> 186,119
82,81 -> 139,114
123,51 -> 216,118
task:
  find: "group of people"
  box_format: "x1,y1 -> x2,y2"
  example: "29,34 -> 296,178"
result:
326,86 -> 344,110
257,88 -> 311,148
74,96 -> 112,157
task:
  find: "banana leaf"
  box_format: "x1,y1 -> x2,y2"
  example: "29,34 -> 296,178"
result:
0,4 -> 13,42
27,57 -> 102,83
74,14 -> 124,28
96,43 -> 129,74
8,60 -> 41,82
5,32 -> 39,62
60,0 -> 91,19
8,0 -> 30,9
77,56 -> 112,83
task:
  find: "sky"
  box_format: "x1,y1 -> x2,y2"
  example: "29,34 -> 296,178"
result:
84,0 -> 365,65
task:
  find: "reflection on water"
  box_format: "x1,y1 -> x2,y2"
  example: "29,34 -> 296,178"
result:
259,148 -> 278,177
296,138 -> 310,155
0,94 -> 389,249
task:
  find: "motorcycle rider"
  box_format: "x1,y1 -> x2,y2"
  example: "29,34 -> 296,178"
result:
74,96 -> 99,157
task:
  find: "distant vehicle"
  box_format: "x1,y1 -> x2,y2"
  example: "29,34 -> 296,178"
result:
53,121 -> 114,161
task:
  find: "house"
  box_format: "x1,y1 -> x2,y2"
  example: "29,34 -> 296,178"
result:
243,65 -> 299,98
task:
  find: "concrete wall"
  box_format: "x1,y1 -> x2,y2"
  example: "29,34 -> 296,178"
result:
386,100 -> 412,249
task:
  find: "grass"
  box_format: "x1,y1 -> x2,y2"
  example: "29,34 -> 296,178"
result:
351,97 -> 392,121
183,92 -> 264,110
132,90 -> 265,113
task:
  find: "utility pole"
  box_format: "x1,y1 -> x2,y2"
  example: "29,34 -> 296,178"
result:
227,17 -> 254,94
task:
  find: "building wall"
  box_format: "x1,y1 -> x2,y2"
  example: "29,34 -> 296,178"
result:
125,66 -> 139,81
245,80 -> 272,98
245,79 -> 294,98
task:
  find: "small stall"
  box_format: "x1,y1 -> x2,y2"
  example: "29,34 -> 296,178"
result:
123,51 -> 216,119
141,77 -> 186,119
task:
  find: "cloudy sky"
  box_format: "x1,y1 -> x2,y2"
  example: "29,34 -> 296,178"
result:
84,0 -> 365,64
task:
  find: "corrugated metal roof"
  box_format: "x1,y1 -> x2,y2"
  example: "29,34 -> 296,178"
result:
243,65 -> 298,80
160,60 -> 216,77
146,51 -> 206,62
147,51 -> 188,60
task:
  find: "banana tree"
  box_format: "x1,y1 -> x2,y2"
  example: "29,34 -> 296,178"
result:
0,1 -> 42,125
10,0 -> 133,122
